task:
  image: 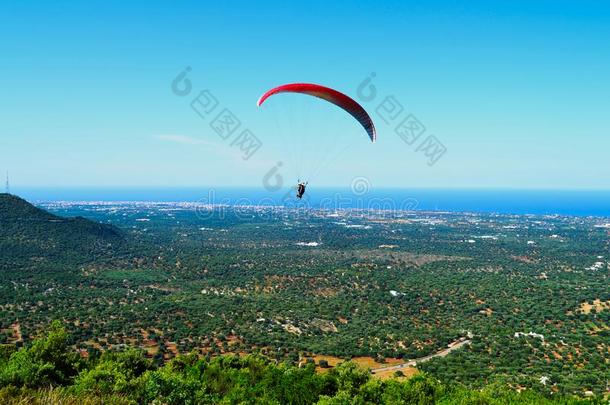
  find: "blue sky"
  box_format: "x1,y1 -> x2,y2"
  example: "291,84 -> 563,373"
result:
1,0 -> 609,189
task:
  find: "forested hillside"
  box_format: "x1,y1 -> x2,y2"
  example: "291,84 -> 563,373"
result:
0,323 -> 602,404
0,194 -> 123,268
1,198 -> 608,400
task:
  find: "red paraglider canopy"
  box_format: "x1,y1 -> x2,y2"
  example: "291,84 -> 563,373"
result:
257,83 -> 376,143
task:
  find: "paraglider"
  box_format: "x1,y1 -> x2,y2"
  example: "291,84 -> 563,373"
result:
257,83 -> 376,198
257,83 -> 376,142
296,181 -> 307,199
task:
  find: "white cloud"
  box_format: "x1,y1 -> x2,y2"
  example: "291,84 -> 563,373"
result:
152,134 -> 278,171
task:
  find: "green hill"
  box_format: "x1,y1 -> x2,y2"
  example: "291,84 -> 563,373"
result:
0,322 -> 600,405
0,194 -> 123,269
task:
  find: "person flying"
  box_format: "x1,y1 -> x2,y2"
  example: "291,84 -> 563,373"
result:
256,83 -> 376,198
296,181 -> 307,199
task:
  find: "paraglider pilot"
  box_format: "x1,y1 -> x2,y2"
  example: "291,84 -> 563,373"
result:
297,181 -> 307,199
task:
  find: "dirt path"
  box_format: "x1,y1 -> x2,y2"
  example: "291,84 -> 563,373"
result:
371,338 -> 471,374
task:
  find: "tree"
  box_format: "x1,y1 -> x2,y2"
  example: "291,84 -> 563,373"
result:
0,320 -> 80,388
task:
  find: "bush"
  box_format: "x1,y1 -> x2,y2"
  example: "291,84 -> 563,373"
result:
72,349 -> 152,396
0,321 -> 80,388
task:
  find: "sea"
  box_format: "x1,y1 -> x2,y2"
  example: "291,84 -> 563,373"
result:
11,187 -> 610,218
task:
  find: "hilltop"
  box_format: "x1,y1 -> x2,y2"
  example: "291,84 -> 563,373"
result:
0,194 -> 123,268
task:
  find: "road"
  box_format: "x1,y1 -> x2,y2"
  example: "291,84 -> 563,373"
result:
371,338 -> 471,374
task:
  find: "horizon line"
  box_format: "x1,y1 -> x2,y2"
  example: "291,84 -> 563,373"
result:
7,185 -> 610,192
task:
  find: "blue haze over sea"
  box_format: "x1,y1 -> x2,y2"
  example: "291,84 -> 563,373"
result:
12,187 -> 610,218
